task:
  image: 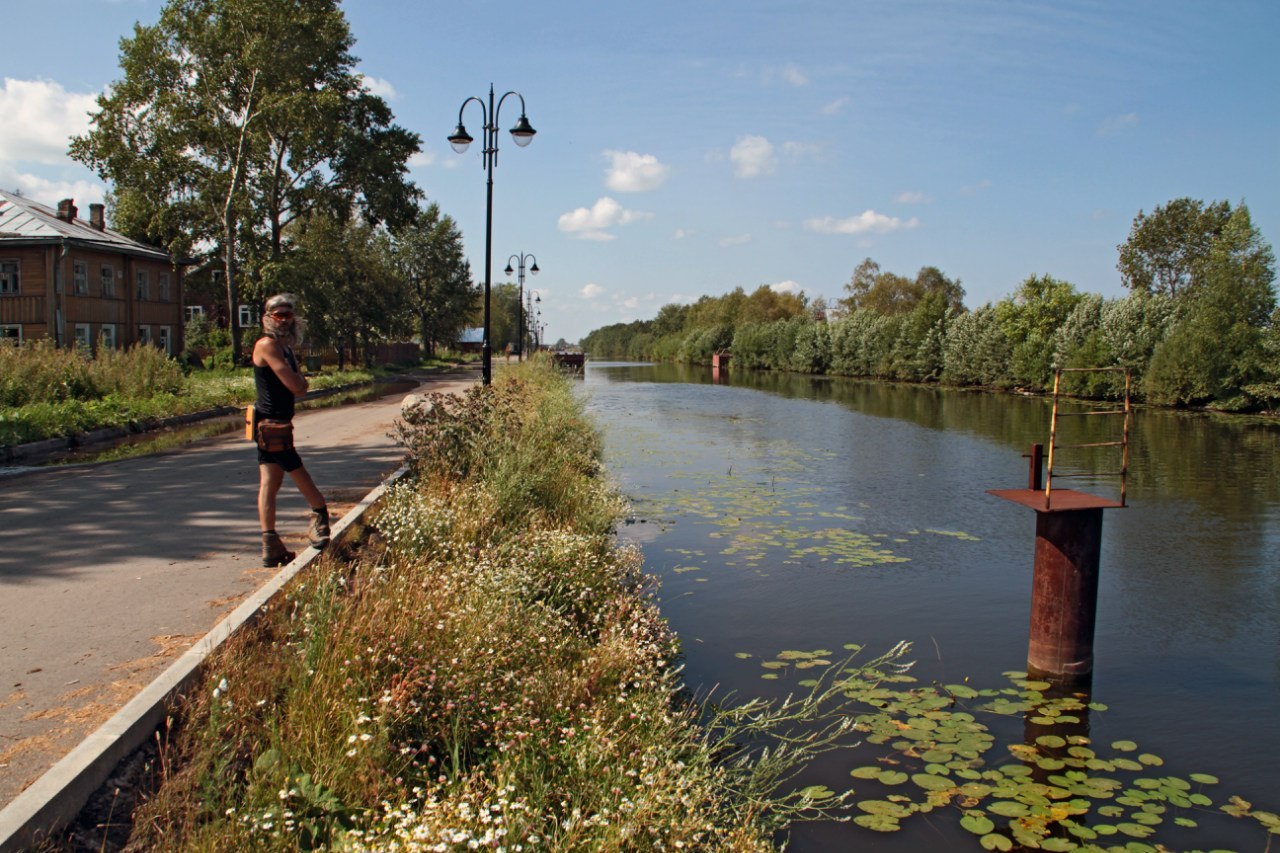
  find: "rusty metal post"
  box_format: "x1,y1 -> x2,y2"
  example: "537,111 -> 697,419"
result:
1026,443 -> 1043,491
1027,507 -> 1104,683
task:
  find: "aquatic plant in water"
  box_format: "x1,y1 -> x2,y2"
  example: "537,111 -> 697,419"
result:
754,649 -> 1280,850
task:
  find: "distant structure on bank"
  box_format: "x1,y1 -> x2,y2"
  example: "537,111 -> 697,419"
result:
0,191 -> 185,354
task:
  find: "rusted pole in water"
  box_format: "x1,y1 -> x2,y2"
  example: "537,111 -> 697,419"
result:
1027,506 -> 1104,684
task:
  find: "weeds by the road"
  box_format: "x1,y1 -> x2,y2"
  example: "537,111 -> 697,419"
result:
0,339 -> 388,447
123,358 -> 865,851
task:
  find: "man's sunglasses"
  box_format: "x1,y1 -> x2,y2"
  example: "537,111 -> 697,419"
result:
270,310 -> 294,320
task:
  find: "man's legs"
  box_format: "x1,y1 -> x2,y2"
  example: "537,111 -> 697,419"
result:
288,464 -> 330,548
258,462 -> 285,532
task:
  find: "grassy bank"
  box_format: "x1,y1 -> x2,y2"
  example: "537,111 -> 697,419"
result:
0,339 -> 456,447
102,358 -> 862,851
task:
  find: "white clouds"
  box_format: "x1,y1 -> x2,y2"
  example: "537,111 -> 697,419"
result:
804,210 -> 919,235
719,234 -> 752,247
581,283 -> 604,299
0,165 -> 104,206
0,78 -> 97,165
622,296 -> 639,309
821,97 -> 849,115
895,190 -> 930,204
604,150 -> 669,192
780,64 -> 809,86
408,149 -> 436,167
770,280 -> 801,293
1097,113 -> 1139,136
557,196 -> 650,241
360,75 -> 398,100
674,228 -> 694,240
730,135 -> 776,179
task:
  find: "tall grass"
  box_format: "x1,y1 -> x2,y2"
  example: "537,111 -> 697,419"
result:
122,358 -> 886,851
0,339 -> 376,447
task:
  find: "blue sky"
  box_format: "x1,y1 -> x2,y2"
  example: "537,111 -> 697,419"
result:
3,0 -> 1277,344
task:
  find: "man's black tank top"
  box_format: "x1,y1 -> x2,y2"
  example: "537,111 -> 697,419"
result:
254,342 -> 297,421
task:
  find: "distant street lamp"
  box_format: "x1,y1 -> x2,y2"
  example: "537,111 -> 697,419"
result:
504,252 -> 539,361
449,85 -> 536,384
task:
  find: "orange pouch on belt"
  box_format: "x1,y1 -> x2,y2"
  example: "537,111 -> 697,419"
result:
256,420 -> 294,453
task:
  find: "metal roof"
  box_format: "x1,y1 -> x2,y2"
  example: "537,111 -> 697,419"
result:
0,190 -> 173,262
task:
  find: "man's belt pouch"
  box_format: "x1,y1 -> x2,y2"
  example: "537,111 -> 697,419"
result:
256,419 -> 295,453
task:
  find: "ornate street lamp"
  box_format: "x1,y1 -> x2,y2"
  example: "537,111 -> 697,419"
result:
504,252 -> 539,361
449,85 -> 536,384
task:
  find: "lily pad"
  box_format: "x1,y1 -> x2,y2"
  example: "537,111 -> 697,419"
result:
853,814 -> 900,832
979,833 -> 1013,851
961,813 -> 995,835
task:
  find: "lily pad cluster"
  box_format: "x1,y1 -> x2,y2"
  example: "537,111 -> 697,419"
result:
824,666 -> 1280,849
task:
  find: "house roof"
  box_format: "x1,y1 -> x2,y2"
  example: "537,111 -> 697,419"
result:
0,190 -> 173,262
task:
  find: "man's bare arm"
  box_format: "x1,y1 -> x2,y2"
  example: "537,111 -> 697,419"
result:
255,338 -> 309,397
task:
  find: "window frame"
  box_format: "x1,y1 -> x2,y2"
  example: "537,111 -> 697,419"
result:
157,325 -> 172,355
73,260 -> 88,296
0,324 -> 21,344
100,324 -> 117,350
0,259 -> 18,296
100,264 -> 115,297
137,324 -> 152,345
74,323 -> 92,352
136,269 -> 149,301
159,271 -> 171,302
238,304 -> 254,330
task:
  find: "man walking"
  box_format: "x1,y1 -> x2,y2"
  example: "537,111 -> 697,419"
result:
252,293 -> 330,566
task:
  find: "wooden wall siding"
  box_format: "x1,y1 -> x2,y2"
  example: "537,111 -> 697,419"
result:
0,294 -> 47,324
137,303 -> 182,325
62,294 -> 129,324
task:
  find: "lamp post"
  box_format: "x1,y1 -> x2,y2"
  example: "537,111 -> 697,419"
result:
449,85 -> 536,385
504,252 -> 539,361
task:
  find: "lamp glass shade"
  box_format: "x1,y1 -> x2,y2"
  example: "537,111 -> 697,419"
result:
504,265 -> 514,276
448,124 -> 473,153
529,263 -> 539,275
509,115 -> 536,147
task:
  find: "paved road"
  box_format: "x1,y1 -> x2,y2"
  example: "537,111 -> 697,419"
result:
0,367 -> 477,808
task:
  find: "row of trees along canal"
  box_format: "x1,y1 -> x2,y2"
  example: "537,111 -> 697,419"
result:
67,0 -> 528,368
583,198 -> 1279,411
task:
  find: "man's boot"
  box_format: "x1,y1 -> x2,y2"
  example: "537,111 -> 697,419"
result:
308,506 -> 330,549
262,531 -> 295,568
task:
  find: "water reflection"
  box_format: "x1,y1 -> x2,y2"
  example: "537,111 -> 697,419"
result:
583,361 -> 1280,849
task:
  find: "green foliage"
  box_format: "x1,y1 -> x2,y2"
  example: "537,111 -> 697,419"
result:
129,360 -> 850,850
70,0 -> 422,361
388,202 -> 475,357
1117,197 -> 1233,297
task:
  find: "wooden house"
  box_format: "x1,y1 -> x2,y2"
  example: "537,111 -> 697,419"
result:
0,191 -> 185,355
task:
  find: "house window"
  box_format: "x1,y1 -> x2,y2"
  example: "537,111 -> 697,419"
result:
136,270 -> 149,300
238,304 -> 254,329
159,272 -> 171,302
1,324 -> 20,344
100,324 -> 117,350
137,324 -> 152,345
100,264 -> 115,297
185,305 -> 206,323
0,260 -> 18,295
157,325 -> 172,355
73,261 -> 88,295
74,323 -> 92,351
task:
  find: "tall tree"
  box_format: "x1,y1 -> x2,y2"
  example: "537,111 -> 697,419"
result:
389,203 -> 476,357
1117,198 -> 1233,297
70,0 -> 421,363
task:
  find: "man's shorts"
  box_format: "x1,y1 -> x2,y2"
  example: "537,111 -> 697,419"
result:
258,446 -> 304,472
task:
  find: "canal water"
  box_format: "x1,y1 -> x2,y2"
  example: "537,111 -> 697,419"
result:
583,362 -> 1280,851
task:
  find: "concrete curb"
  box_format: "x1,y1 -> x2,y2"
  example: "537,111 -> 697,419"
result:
0,462 -> 412,853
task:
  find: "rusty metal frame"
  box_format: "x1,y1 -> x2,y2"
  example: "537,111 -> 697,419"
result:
1045,367 -> 1131,509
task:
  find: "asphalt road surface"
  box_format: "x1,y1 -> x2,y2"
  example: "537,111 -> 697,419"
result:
0,367 -> 477,809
